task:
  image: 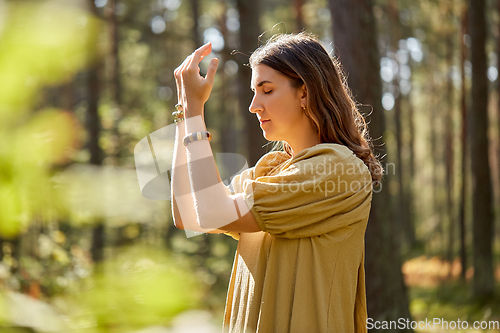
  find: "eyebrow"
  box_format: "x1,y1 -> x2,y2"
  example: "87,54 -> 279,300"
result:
250,80 -> 273,91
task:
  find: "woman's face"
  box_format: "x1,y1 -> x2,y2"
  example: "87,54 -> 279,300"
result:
249,64 -> 307,143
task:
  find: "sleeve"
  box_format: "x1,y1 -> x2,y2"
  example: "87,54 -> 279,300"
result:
223,230 -> 240,241
240,153 -> 373,239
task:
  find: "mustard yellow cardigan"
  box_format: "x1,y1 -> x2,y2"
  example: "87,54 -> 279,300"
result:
223,143 -> 373,333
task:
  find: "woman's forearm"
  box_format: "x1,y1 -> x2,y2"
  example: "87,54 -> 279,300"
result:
184,115 -> 250,230
171,121 -> 224,234
172,43 -> 251,232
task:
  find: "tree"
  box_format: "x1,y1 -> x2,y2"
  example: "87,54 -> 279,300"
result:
107,0 -> 123,161
293,0 -> 305,31
218,4 -> 239,154
388,0 -> 416,250
237,0 -> 267,166
469,0 -> 495,300
189,0 -> 202,47
444,7 -> 456,266
330,0 -> 413,328
497,0 -> 500,211
459,7 -> 468,281
108,0 -> 121,108
87,0 -> 105,263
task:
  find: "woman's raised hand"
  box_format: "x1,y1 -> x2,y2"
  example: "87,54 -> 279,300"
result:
173,42 -> 219,117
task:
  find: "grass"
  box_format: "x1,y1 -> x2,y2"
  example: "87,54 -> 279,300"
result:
404,256 -> 500,332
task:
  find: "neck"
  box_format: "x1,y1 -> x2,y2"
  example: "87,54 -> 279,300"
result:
288,134 -> 320,158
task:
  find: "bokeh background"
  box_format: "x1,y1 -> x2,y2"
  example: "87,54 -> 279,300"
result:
1,0 -> 500,332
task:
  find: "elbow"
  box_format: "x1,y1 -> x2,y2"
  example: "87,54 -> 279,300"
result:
171,196 -> 185,230
173,218 -> 185,230
172,210 -> 186,230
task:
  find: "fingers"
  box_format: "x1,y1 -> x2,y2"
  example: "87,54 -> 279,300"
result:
188,42 -> 212,70
205,58 -> 219,85
174,56 -> 189,100
174,55 -> 191,79
174,54 -> 192,101
173,43 -> 218,106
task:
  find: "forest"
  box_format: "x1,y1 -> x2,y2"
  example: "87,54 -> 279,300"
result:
0,0 -> 500,332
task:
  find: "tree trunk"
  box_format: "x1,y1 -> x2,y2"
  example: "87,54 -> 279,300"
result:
87,63 -> 104,166
469,0 -> 495,300
108,0 -> 121,108
87,0 -> 105,264
428,62 -> 441,253
237,0 -> 267,167
459,8 -> 468,282
91,223 -> 105,263
294,0 -> 305,31
189,0 -> 202,47
445,25 -> 455,265
497,0 -> 500,210
107,0 -> 123,161
388,0 -> 415,250
330,0 -> 413,328
218,6 -> 238,154
407,87 -> 417,251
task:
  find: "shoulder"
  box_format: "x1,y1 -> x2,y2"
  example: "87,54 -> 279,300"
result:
293,143 -> 355,160
253,151 -> 290,178
292,143 -> 360,166
291,144 -> 371,181
249,144 -> 371,182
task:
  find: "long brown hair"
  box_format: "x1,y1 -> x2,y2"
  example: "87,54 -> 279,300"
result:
249,32 -> 383,183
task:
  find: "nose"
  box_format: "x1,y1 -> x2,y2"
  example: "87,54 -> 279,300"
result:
249,94 -> 262,114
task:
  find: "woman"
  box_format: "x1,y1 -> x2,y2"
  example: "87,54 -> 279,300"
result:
171,32 -> 383,333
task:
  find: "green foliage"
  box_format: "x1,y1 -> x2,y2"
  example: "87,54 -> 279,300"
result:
58,245 -> 204,331
0,1 -> 101,238
0,1 -> 101,115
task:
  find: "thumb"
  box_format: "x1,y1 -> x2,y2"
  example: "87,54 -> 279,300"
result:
205,58 -> 219,85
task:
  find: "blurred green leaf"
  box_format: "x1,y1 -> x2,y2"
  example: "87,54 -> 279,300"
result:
0,0 -> 98,238
0,109 -> 80,238
60,245 -> 205,330
0,1 -> 101,118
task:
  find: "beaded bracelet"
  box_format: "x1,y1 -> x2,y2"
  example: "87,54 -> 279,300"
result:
183,131 -> 212,146
173,110 -> 184,123
173,103 -> 184,123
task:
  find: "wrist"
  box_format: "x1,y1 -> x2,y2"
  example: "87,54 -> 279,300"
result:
184,114 -> 207,133
183,102 -> 204,118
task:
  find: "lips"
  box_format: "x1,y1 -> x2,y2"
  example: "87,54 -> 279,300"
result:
260,119 -> 270,124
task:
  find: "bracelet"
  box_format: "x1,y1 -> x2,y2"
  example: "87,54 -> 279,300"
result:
173,103 -> 184,123
173,110 -> 184,123
183,131 -> 212,146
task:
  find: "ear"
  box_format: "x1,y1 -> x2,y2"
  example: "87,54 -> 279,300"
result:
298,84 -> 307,106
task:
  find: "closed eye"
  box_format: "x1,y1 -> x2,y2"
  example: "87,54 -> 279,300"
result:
264,90 -> 272,94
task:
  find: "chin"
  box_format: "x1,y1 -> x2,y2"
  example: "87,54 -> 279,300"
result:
262,132 -> 275,141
